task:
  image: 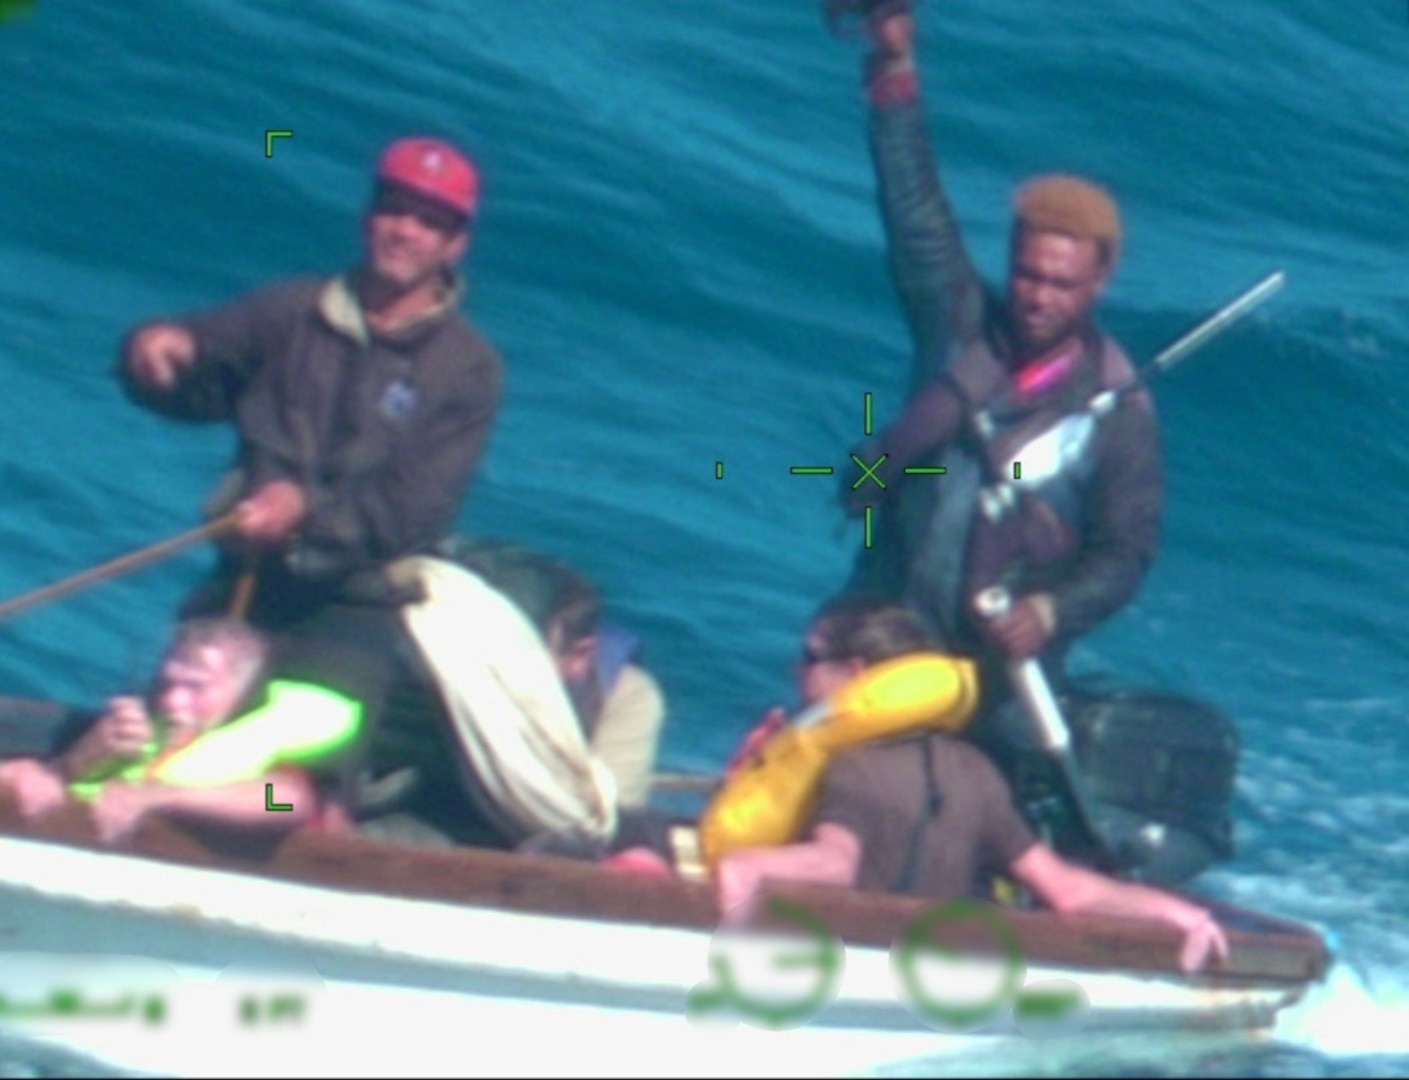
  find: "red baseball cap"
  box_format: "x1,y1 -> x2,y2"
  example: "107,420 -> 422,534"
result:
375,137 -> 479,219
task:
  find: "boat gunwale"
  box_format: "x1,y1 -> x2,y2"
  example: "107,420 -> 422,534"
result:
0,798 -> 1331,989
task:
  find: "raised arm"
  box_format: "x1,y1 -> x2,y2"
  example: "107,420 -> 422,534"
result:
864,11 -> 988,396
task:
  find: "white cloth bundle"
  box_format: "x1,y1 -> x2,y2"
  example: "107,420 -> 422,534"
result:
391,555 -> 618,844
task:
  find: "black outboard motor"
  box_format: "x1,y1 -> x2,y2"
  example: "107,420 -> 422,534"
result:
1006,680 -> 1239,885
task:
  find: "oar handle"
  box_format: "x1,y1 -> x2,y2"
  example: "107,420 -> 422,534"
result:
0,512 -> 242,623
974,586 -> 1112,857
973,588 -> 1069,755
1149,270 -> 1286,377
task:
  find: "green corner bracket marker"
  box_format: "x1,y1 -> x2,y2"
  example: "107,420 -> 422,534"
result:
0,0 -> 36,26
265,129 -> 293,158
265,783 -> 293,812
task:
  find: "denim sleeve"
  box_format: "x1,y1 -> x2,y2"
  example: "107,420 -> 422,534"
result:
869,99 -> 988,398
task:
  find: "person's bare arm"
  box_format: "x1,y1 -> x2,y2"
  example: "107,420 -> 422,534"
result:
1009,843 -> 1229,973
713,823 -> 862,918
0,758 -> 69,819
89,768 -> 316,844
54,696 -> 154,782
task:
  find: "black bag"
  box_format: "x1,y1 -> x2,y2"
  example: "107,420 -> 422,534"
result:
1008,681 -> 1239,884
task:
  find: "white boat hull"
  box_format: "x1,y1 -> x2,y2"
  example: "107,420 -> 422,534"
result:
0,836 -> 1307,1078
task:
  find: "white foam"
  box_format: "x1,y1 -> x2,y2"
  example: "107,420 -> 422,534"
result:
1276,961 -> 1409,1057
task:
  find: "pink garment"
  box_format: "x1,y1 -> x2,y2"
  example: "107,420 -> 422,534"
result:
1014,348 -> 1079,398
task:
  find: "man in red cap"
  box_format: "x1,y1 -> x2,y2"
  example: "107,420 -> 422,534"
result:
116,135 -> 502,755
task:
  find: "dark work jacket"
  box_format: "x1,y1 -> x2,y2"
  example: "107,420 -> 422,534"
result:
852,96 -> 1163,664
119,272 -> 503,596
852,315 -> 1163,663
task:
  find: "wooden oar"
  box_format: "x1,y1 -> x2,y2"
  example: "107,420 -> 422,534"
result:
0,512 -> 242,623
227,558 -> 259,620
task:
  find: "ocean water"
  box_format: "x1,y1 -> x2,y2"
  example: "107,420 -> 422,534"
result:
1,0 -> 1406,1075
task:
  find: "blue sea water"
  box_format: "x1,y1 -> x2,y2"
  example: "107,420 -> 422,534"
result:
1,0 -> 1407,1075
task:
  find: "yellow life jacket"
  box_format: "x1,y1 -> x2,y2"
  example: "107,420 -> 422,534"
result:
697,652 -> 980,869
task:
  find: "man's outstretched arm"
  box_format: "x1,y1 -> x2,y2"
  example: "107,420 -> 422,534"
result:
117,279 -> 314,422
1010,843 -> 1228,974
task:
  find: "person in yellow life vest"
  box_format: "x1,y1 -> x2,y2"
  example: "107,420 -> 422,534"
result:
0,618 -> 362,844
724,596 -> 938,777
603,595 -> 950,875
607,597 -> 1227,972
703,597 -> 1228,974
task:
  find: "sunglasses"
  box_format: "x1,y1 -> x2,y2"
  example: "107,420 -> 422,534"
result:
370,184 -> 468,235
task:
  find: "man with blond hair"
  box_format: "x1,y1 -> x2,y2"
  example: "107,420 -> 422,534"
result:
834,3 -> 1162,715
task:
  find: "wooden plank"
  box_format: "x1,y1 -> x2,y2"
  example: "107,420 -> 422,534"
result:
0,797 -> 1329,986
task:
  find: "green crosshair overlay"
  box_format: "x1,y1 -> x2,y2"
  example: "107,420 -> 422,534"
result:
789,393 -> 947,549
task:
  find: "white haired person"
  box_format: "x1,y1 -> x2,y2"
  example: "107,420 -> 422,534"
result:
0,618 -> 362,844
